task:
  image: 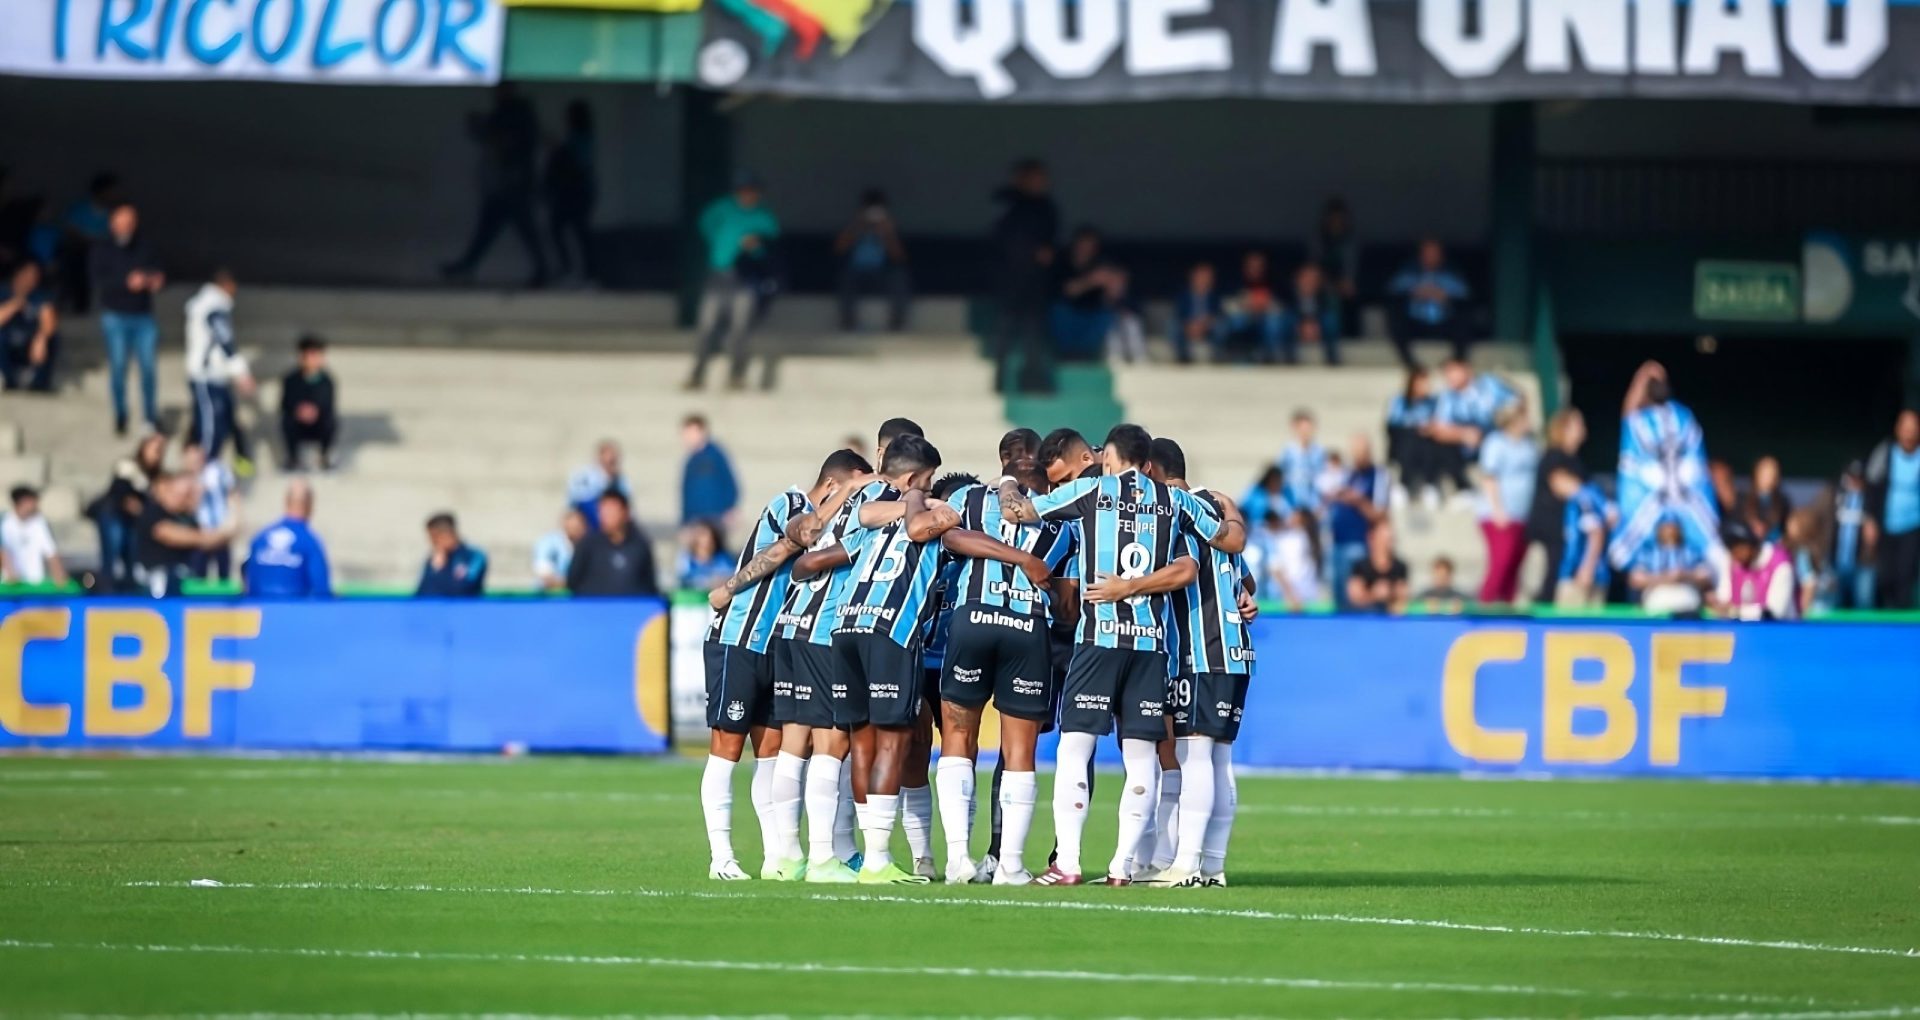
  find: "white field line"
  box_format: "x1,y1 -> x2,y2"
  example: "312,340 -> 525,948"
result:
121,880 -> 1920,963
0,936 -> 1783,1005
1235,804 -> 1920,827
35,1013 -> 1920,1020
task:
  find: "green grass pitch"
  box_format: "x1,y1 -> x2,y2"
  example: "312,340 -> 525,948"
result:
2,754 -> 1918,1018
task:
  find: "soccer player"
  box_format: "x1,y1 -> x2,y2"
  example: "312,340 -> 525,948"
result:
915,470 -> 981,879
937,449 -> 1077,885
1139,437 -> 1258,888
704,448 -> 873,880
998,424 -> 1247,886
1038,428 -> 1100,487
829,433 -> 967,884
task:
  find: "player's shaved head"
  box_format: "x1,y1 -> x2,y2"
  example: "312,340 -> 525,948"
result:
999,428 -> 1042,467
877,417 -> 924,448
880,433 -> 941,478
817,449 -> 872,484
1038,428 -> 1090,469
1103,424 -> 1153,470
1149,437 -> 1187,482
930,472 -> 979,501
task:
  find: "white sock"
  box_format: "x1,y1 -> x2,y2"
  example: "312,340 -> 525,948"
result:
804,755 -> 843,864
751,756 -> 778,863
771,751 -> 807,861
862,793 -> 899,870
834,758 -> 858,861
1051,731 -> 1098,876
934,757 -> 974,864
901,784 -> 933,861
1173,737 -> 1215,872
999,770 -> 1038,875
1201,742 -> 1236,877
1149,768 -> 1182,870
1109,740 -> 1159,880
700,754 -> 736,865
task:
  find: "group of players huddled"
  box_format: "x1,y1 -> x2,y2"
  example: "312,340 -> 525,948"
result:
701,418 -> 1257,888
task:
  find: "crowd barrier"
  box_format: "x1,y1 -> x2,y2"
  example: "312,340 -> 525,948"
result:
0,598 -> 670,753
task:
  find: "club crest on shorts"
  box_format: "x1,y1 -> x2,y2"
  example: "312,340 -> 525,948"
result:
726,700 -> 746,722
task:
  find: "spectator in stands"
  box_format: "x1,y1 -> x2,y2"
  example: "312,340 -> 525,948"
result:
1787,507 -> 1832,616
1475,401 -> 1538,606
1170,262 -> 1224,365
1222,250 -> 1284,363
1714,522 -> 1797,621
1347,520 -> 1409,614
1742,455 -> 1791,543
88,432 -> 166,589
1104,264 -> 1148,364
1050,227 -> 1118,363
1310,197 -> 1359,339
688,172 -> 781,392
1527,407 -> 1587,603
1,260 -> 57,392
179,441 -> 237,581
242,480 -> 331,599
1866,408 -> 1920,608
680,414 -> 740,529
568,439 -> 633,529
1241,465 -> 1288,527
1268,507 -> 1322,612
1386,238 -> 1471,369
1326,433 -> 1389,612
281,335 -> 338,471
1386,368 -> 1444,507
1629,516 -> 1713,617
989,159 -> 1059,395
1430,358 -> 1516,495
1277,409 -> 1327,514
1282,262 -> 1341,366
417,512 -> 487,597
90,202 -> 163,435
1551,467 -> 1612,610
1830,461 -> 1876,610
836,189 -> 910,332
443,82 -> 550,288
2,485 -> 66,586
136,472 -> 235,598
567,491 -> 658,596
1708,459 -> 1741,524
532,508 -> 588,592
678,519 -> 733,591
1412,555 -> 1468,615
544,99 -> 597,283
59,173 -> 119,314
185,268 -> 255,471
1610,361 -> 1719,574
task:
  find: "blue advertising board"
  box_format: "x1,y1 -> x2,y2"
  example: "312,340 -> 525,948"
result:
0,598 -> 670,753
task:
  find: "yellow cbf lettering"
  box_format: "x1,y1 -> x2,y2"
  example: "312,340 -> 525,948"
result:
183,609 -> 261,738
1649,633 -> 1732,766
83,609 -> 172,738
0,608 -> 73,737
1442,630 -> 1528,763
1542,632 -> 1638,764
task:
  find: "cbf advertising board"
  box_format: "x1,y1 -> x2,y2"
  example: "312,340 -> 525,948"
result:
0,598 -> 670,753
0,0 -> 506,84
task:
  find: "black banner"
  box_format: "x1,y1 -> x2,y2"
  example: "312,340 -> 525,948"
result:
693,0 -> 1920,104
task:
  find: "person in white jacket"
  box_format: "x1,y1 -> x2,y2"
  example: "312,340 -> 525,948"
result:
184,269 -> 255,472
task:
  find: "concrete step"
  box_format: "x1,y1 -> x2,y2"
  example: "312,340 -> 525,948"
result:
0,455 -> 50,489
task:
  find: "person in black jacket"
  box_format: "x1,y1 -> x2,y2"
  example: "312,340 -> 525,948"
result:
567,490 -> 658,596
88,203 -> 163,435
989,160 -> 1059,396
280,334 -> 337,470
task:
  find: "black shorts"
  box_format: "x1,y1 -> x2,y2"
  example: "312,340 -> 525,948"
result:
942,606 -> 1053,722
831,630 -> 923,728
786,639 -> 840,729
1058,644 -> 1170,741
924,668 -> 944,728
703,641 -> 773,734
1171,672 -> 1250,742
768,639 -> 797,725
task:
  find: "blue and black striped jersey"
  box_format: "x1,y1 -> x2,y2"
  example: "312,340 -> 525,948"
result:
835,493 -> 944,649
946,484 -> 1079,616
921,555 -> 962,670
776,481 -> 896,647
708,487 -> 811,652
1164,493 -> 1257,677
1030,469 -> 1224,651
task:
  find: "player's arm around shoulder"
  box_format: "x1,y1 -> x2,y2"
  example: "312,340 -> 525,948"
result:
1185,486 -> 1249,555
905,488 -> 962,542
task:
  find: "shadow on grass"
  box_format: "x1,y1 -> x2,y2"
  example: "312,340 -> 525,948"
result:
1223,871 -> 1639,889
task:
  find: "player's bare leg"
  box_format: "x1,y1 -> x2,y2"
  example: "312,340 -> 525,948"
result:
935,700 -> 984,882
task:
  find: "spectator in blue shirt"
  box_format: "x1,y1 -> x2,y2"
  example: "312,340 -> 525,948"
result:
679,415 -> 739,529
1386,238 -> 1472,369
1830,461 -> 1876,609
1170,261 -> 1224,365
1431,358 -> 1517,493
688,172 -> 780,391
1326,434 -> 1389,611
1241,465 -> 1289,527
568,439 -> 633,530
242,480 -> 332,598
1551,469 -> 1612,610
1866,409 -> 1920,608
1629,516 -> 1712,616
1282,262 -> 1342,366
1386,368 -> 1444,505
677,519 -> 733,591
417,512 -> 487,597
532,508 -> 588,592
836,189 -> 910,332
1476,402 -> 1538,605
1277,409 -> 1328,513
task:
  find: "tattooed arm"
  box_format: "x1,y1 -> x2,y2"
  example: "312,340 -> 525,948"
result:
707,537 -> 802,610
